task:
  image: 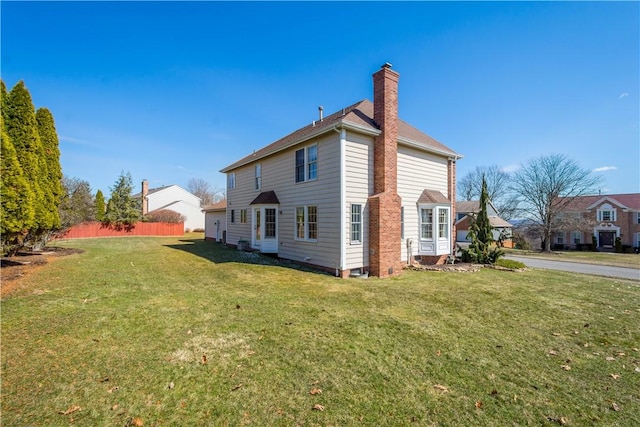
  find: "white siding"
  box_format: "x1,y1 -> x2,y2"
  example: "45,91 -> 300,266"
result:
397,145 -> 450,261
147,185 -> 204,231
344,132 -> 374,270
205,211 -> 226,240
226,132 -> 342,270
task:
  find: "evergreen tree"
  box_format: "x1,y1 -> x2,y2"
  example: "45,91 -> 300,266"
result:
103,171 -> 140,227
4,81 -> 45,233
1,119 -> 35,254
94,190 -> 106,221
1,80 -> 8,124
460,175 -> 503,264
36,107 -> 63,229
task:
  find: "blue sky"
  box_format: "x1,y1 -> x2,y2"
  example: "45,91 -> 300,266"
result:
2,1 -> 638,198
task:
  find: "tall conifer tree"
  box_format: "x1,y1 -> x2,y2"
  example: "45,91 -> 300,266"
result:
94,190 -> 106,221
5,81 -> 45,232
1,118 -> 35,253
36,107 -> 63,229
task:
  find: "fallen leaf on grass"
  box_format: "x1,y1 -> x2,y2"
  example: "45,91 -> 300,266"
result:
433,384 -> 449,393
59,405 -> 81,415
168,382 -> 175,390
231,383 -> 243,391
309,388 -> 322,395
605,356 -> 616,361
546,416 -> 568,425
107,386 -> 119,393
549,350 -> 558,356
611,402 -> 621,412
312,404 -> 325,411
616,352 -> 625,357
475,401 -> 483,409
552,332 -> 561,336
610,373 -> 620,380
561,365 -> 571,371
126,417 -> 144,427
201,353 -> 207,364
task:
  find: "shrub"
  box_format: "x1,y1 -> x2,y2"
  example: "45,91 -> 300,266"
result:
591,235 -> 598,251
614,237 -> 622,253
145,209 -> 185,223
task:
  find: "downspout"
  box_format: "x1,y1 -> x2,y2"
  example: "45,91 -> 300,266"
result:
333,125 -> 347,276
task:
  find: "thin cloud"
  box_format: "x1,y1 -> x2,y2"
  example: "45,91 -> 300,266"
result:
618,92 -> 629,99
500,164 -> 519,173
593,166 -> 617,172
59,135 -> 97,146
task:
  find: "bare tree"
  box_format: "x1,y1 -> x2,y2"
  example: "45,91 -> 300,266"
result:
457,165 -> 519,220
187,178 -> 224,206
511,154 -> 602,252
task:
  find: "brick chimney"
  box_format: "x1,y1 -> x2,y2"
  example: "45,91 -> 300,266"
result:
368,63 -> 402,278
141,179 -> 149,215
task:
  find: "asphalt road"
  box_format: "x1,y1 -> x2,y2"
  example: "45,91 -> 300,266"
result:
505,255 -> 640,281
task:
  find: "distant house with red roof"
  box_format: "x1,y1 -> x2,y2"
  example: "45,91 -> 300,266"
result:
455,200 -> 513,248
553,193 -> 640,250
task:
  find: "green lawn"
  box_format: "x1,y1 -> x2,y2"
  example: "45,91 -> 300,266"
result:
505,248 -> 640,269
2,235 -> 639,426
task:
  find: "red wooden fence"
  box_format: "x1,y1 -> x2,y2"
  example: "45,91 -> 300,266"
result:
59,222 -> 185,239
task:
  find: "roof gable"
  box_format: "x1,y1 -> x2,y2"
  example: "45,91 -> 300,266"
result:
557,193 -> 640,211
417,189 -> 450,204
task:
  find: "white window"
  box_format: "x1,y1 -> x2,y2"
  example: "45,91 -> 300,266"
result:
401,207 -> 404,240
420,208 -> 433,239
597,204 -> 616,222
572,231 -> 582,244
295,144 -> 318,183
265,208 -> 276,238
556,232 -> 564,244
351,204 -> 362,243
295,206 -> 318,241
227,172 -> 236,190
636,232 -> 640,247
438,208 -> 449,239
255,164 -> 262,190
636,212 -> 640,224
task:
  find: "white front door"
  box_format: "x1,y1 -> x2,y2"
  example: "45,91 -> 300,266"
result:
252,205 -> 278,253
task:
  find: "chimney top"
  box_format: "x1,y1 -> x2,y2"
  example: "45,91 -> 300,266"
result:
318,105 -> 324,122
382,62 -> 393,69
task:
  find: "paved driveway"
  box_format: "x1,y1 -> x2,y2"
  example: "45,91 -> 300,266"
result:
505,255 -> 640,281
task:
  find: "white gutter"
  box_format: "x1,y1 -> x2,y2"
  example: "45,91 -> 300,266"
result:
333,125 -> 347,276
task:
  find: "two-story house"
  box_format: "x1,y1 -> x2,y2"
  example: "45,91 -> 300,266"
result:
134,180 -> 205,232
220,64 -> 462,277
553,193 -> 640,250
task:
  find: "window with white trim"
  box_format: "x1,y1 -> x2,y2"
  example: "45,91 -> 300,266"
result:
265,208 -> 276,238
401,207 -> 405,240
351,204 -> 362,243
438,208 -> 449,239
227,172 -> 235,190
230,209 -> 235,223
420,208 -> 433,239
636,232 -> 640,248
636,212 -> 640,224
295,205 -> 318,241
572,231 -> 582,244
295,144 -> 318,183
240,209 -> 247,224
597,204 -> 616,222
556,232 -> 564,244
255,163 -> 262,190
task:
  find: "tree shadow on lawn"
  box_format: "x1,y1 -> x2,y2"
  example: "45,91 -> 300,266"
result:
164,239 -> 331,276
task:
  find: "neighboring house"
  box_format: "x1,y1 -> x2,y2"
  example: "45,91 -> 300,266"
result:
455,200 -> 513,248
553,193 -> 640,250
203,200 -> 227,242
134,180 -> 205,231
220,64 -> 461,278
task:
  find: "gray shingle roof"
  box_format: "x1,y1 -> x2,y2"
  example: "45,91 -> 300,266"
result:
220,99 -> 460,173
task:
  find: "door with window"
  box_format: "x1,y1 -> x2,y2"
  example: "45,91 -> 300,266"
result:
252,205 -> 278,253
